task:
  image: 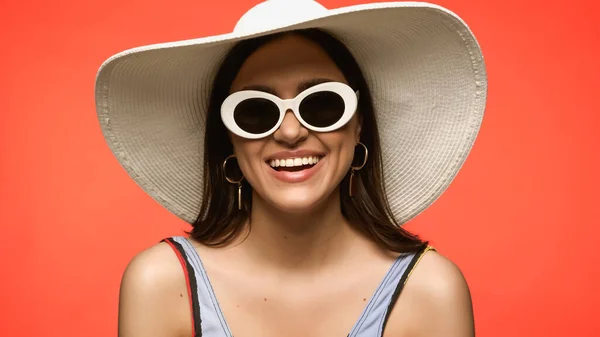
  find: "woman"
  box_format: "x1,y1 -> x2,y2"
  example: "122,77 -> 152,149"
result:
95,1 -> 487,336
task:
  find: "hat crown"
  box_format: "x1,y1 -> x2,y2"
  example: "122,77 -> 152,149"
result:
233,0 -> 327,34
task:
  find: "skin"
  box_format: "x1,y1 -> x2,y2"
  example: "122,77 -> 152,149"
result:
118,35 -> 475,337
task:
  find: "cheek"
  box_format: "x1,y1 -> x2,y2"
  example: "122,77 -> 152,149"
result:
322,132 -> 357,170
230,136 -> 265,176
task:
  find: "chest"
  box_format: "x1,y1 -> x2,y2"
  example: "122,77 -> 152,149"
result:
212,275 -> 379,337
190,255 -> 409,337
168,237 -> 415,337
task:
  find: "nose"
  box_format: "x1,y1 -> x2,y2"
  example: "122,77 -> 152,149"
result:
272,109 -> 308,146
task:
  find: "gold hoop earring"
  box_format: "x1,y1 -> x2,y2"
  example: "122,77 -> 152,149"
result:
222,155 -> 244,210
349,142 -> 368,197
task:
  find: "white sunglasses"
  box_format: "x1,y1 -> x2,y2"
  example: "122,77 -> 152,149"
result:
220,81 -> 359,139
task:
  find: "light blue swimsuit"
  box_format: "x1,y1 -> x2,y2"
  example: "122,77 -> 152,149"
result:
163,236 -> 431,337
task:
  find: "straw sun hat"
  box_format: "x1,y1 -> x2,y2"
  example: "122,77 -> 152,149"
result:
94,0 -> 487,225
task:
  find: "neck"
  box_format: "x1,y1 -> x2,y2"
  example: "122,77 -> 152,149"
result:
238,189 -> 360,272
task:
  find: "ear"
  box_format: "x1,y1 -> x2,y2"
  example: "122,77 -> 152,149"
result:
354,114 -> 363,143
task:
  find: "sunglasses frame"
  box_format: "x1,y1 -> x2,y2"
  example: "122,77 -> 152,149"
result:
221,81 -> 359,139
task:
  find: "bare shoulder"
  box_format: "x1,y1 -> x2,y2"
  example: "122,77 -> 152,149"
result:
121,241 -> 184,289
384,249 -> 475,337
407,249 -> 472,302
118,241 -> 191,337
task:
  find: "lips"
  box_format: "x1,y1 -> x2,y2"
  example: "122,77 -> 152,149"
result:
268,155 -> 322,171
266,155 -> 324,183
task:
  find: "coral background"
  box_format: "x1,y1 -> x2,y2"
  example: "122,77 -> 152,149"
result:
1,0 -> 598,336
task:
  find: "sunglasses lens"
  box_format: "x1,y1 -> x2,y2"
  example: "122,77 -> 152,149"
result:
299,91 -> 345,128
233,98 -> 280,134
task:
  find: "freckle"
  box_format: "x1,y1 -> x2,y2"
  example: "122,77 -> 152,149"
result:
283,236 -> 287,239
180,293 -> 183,297
363,298 -> 366,301
237,305 -> 240,308
264,298 -> 267,301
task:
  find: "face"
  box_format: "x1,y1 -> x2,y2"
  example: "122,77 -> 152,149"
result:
227,34 -> 362,214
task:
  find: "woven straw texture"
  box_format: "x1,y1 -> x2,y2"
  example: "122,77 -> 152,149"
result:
95,0 -> 487,225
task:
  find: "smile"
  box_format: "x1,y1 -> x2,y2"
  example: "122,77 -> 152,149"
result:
265,155 -> 324,183
268,156 -> 321,171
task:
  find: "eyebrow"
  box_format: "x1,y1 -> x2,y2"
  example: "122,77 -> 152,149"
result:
240,78 -> 336,96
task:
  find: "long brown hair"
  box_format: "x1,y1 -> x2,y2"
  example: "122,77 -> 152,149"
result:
190,28 -> 427,253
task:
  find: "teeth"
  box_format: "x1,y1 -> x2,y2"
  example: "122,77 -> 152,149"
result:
269,156 -> 321,168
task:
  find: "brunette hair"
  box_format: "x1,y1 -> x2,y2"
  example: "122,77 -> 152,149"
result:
190,28 -> 427,253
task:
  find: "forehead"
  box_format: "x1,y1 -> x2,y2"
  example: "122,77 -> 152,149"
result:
230,34 -> 347,96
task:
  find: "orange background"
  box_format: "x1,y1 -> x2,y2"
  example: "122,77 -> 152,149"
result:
1,0 -> 599,336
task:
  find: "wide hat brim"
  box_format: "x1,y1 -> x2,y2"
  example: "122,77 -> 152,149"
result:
95,0 -> 487,225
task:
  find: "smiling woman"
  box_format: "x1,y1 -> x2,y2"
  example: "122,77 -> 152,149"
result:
95,0 -> 486,336
196,30 -> 426,252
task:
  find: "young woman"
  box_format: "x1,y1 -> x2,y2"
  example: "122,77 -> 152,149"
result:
95,1 -> 487,336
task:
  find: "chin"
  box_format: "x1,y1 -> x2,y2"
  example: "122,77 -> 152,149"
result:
265,190 -> 332,214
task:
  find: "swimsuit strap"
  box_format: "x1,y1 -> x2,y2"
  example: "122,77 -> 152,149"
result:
348,244 -> 434,337
162,236 -> 233,337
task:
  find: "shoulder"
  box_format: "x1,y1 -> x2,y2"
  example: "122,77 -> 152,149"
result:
120,240 -> 186,296
384,248 -> 475,337
407,248 -> 472,303
118,240 -> 192,337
